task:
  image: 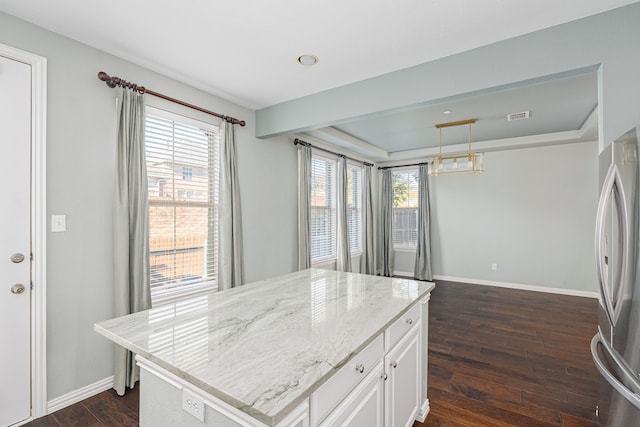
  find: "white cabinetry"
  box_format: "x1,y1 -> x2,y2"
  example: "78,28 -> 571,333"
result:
315,304 -> 423,427
384,325 -> 420,427
318,362 -> 384,427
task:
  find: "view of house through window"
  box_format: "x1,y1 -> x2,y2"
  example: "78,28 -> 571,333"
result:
392,169 -> 419,248
145,110 -> 219,300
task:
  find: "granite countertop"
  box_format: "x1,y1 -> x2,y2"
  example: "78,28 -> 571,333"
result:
94,268 -> 434,426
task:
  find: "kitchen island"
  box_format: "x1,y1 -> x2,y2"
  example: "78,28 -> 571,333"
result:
95,269 -> 434,426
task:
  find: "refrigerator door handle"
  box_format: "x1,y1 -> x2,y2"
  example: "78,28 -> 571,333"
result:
595,163 -> 629,327
591,333 -> 640,410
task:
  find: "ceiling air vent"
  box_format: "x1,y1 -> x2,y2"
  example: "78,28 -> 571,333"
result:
507,111 -> 530,122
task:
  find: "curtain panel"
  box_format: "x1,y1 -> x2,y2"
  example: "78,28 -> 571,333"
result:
414,164 -> 433,280
113,87 -> 151,395
297,145 -> 312,270
379,169 -> 394,276
336,156 -> 352,272
218,121 -> 245,290
360,165 -> 375,274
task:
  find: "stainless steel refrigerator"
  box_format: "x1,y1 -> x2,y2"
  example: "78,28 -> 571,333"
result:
592,126 -> 640,426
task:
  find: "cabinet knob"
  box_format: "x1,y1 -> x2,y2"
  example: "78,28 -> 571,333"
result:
381,373 -> 388,381
406,318 -> 413,326
355,363 -> 365,373
391,361 -> 398,368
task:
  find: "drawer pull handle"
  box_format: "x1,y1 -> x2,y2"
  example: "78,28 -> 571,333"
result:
355,364 -> 365,373
391,361 -> 398,369
381,373 -> 388,381
406,318 -> 413,325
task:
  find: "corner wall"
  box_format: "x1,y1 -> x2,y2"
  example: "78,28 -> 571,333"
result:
393,141 -> 599,293
0,12 -> 298,401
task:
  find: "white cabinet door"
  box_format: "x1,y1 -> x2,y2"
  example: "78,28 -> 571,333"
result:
319,362 -> 384,427
385,325 -> 420,427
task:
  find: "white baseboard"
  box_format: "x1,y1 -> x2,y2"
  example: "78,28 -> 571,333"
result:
432,274 -> 598,299
47,376 -> 113,414
416,398 -> 430,422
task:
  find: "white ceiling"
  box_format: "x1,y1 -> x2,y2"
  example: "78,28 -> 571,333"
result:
0,0 -> 636,110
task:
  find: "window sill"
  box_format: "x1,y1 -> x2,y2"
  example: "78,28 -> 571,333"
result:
312,258 -> 336,268
393,247 -> 417,253
151,282 -> 218,307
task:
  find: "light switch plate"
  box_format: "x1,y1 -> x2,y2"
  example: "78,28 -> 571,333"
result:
51,215 -> 66,232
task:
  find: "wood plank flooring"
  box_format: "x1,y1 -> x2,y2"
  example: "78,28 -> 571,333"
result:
26,279 -> 598,426
415,280 -> 599,427
23,387 -> 139,426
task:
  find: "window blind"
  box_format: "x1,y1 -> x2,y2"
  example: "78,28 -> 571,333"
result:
145,112 -> 219,299
392,170 -> 419,248
347,165 -> 362,253
310,155 -> 336,262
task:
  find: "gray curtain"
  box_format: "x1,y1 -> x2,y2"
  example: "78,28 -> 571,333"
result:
113,87 -> 151,396
336,156 -> 352,271
360,165 -> 375,274
414,164 -> 433,280
218,121 -> 244,290
297,144 -> 312,270
380,169 -> 394,276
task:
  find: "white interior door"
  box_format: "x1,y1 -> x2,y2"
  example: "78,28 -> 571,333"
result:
0,54 -> 32,426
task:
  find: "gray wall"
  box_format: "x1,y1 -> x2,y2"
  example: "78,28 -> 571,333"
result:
0,1 -> 633,404
392,142 -> 599,293
256,3 -> 640,150
0,12 -> 297,400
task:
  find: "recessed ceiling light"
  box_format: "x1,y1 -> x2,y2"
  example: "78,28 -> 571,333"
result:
443,110 -> 452,115
297,54 -> 319,66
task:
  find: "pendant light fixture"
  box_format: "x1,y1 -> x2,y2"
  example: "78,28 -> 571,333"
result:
430,119 -> 484,176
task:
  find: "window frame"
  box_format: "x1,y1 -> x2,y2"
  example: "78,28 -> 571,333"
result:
310,153 -> 337,265
391,168 -> 419,250
346,161 -> 363,257
145,106 -> 220,306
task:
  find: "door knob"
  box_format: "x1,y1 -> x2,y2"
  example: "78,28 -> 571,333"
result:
11,284 -> 25,294
10,253 -> 25,263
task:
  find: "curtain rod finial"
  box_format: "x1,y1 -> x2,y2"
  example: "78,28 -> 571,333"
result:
97,71 -> 117,88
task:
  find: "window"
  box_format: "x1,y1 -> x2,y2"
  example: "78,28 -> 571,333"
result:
392,169 -> 419,248
182,166 -> 193,181
310,155 -> 336,262
145,109 -> 219,301
347,164 -> 362,254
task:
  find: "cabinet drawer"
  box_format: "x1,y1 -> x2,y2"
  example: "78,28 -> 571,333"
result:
311,334 -> 384,425
385,303 -> 421,352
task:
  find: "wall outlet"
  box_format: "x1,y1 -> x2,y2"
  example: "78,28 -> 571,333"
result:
182,388 -> 205,422
491,263 -> 498,271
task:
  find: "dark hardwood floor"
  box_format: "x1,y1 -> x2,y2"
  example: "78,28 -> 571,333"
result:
23,387 -> 139,426
26,279 -> 598,427
416,280 -> 599,427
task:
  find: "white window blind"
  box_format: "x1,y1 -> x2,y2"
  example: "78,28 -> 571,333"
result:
311,155 -> 336,262
145,111 -> 219,300
347,165 -> 362,254
392,169 -> 419,248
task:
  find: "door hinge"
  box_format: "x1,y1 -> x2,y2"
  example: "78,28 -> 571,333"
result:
31,281 -> 33,290
30,252 -> 33,261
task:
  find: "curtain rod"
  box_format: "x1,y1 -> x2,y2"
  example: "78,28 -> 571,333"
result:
293,139 -> 374,167
378,161 -> 432,170
97,71 -> 246,127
